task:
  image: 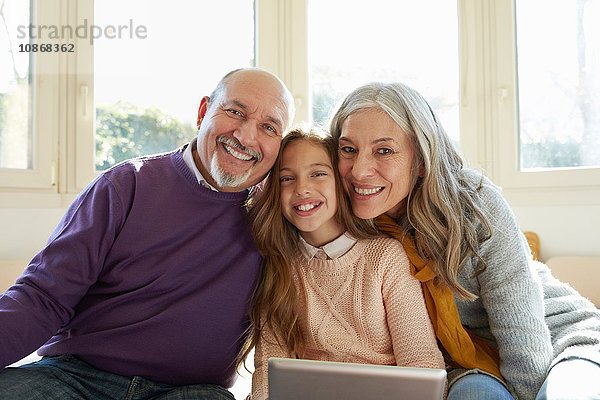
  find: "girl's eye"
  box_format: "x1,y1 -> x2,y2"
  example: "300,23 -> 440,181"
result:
312,171 -> 328,177
280,176 -> 294,183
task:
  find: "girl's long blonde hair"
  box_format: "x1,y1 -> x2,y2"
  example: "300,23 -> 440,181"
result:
239,127 -> 379,364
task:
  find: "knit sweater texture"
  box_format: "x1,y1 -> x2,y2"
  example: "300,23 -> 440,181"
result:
0,145 -> 262,387
453,170 -> 600,400
252,237 -> 445,399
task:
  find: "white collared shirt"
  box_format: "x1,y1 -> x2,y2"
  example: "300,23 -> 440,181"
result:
182,137 -> 219,191
299,232 -> 358,261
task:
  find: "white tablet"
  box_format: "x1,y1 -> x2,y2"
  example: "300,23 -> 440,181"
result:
268,358 -> 446,400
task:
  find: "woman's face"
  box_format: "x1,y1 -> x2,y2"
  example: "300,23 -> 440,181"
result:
337,108 -> 417,219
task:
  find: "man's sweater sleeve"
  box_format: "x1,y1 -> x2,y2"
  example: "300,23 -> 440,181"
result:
0,175 -> 125,368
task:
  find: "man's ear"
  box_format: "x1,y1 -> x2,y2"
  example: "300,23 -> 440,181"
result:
196,96 -> 210,129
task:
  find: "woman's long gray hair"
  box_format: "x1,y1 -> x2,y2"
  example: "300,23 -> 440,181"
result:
330,82 -> 492,299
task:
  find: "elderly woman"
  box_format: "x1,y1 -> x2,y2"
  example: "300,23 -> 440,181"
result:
329,82 -> 600,400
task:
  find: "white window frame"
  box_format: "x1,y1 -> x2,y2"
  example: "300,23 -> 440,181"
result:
2,0 -> 598,208
460,0 -> 600,206
0,0 -> 59,192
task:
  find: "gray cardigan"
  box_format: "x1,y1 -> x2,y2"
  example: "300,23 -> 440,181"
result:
452,172 -> 600,400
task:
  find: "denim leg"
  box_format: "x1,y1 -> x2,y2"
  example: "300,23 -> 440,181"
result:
0,355 -> 130,400
536,358 -> 600,400
123,375 -> 235,400
0,355 -> 236,400
448,373 -> 514,400
148,384 -> 235,400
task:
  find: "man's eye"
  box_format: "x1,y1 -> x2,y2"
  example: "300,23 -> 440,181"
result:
226,109 -> 244,117
262,124 -> 279,136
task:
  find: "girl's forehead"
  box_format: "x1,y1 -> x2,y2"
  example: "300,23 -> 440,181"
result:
281,140 -> 332,165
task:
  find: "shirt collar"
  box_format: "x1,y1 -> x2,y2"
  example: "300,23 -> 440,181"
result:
299,232 -> 357,261
182,137 -> 219,191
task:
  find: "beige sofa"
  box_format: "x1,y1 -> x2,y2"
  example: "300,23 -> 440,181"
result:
546,256 -> 600,307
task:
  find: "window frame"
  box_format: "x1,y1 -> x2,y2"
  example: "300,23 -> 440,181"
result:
1,0 -> 598,208
0,0 -> 59,192
460,0 -> 600,206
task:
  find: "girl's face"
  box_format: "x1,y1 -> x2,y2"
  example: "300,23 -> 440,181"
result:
279,140 -> 344,247
338,108 -> 417,219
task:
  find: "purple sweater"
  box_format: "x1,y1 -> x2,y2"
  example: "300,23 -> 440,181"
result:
0,147 -> 262,387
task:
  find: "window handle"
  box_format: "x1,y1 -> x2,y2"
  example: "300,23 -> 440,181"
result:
80,85 -> 89,118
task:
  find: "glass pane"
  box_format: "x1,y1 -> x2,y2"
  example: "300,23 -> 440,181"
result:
308,0 -> 459,145
94,0 -> 255,171
517,0 -> 600,170
0,0 -> 33,169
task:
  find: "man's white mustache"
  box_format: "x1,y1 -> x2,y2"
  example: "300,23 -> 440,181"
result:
217,136 -> 262,162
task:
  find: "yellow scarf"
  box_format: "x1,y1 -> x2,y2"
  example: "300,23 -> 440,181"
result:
376,214 -> 504,381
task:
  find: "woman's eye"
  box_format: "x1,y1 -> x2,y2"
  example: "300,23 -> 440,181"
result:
377,148 -> 393,155
340,146 -> 355,154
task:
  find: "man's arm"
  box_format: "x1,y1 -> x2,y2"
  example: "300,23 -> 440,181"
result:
0,175 -> 125,367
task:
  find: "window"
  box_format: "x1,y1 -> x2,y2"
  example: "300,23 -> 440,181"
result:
94,0 -> 256,171
0,0 -> 57,191
483,0 -> 600,196
0,0 -> 32,170
1,0 -> 598,207
516,0 -> 600,170
308,0 -> 460,145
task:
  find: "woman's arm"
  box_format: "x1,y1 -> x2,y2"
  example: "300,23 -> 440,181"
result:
469,182 -> 553,399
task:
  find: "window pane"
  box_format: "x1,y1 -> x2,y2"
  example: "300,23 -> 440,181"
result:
94,0 -> 255,171
0,0 -> 32,170
308,0 -> 459,144
517,0 -> 600,170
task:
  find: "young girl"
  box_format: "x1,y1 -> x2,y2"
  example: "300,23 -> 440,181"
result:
242,127 -> 445,399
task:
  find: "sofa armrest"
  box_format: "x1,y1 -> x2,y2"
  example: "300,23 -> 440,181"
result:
546,256 -> 600,307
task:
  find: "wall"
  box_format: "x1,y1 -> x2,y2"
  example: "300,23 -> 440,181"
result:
0,208 -> 65,266
511,203 -> 600,261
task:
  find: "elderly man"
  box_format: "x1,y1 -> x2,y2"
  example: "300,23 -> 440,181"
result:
0,68 -> 295,399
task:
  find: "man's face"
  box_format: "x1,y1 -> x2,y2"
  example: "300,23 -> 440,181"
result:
196,70 -> 292,192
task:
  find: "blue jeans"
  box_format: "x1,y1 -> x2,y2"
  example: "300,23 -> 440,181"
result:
536,358 -> 600,400
448,373 -> 514,400
0,355 -> 235,400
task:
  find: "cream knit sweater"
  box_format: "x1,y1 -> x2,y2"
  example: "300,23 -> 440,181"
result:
251,237 -> 445,399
